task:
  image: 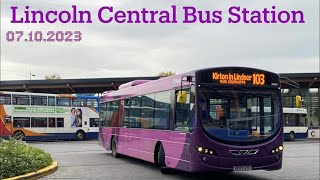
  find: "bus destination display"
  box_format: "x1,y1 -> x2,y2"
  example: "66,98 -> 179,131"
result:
212,72 -> 265,85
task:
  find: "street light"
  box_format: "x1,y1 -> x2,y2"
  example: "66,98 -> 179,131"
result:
30,70 -> 36,80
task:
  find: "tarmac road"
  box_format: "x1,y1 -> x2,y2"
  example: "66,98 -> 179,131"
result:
30,139 -> 319,180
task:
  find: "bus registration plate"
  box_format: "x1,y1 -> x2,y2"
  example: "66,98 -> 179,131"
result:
233,165 -> 252,171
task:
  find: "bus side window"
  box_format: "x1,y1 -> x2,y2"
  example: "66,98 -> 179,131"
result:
107,101 -> 121,127
86,99 -> 98,108
175,89 -> 191,132
57,118 -> 64,127
0,94 -> 11,105
31,96 -> 48,106
56,97 -> 71,106
48,97 -> 56,106
99,103 -> 107,126
123,99 -> 130,127
154,91 -> 171,130
90,118 -> 99,127
13,117 -> 30,128
141,94 -> 155,129
73,98 -> 85,107
48,118 -> 56,127
12,95 -> 30,105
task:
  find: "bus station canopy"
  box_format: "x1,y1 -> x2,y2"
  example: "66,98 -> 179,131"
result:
0,76 -> 159,94
0,73 -> 319,94
280,73 -> 319,89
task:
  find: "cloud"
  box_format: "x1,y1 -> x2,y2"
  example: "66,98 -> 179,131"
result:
1,0 -> 319,80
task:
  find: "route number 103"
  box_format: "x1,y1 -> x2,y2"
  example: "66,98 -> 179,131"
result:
253,74 -> 265,85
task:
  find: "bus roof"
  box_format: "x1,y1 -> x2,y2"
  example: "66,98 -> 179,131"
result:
100,72 -> 195,102
101,66 -> 280,103
118,80 -> 154,90
0,91 -> 98,99
1,91 -> 59,97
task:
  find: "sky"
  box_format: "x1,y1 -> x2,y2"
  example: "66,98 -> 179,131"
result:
0,0 -> 319,80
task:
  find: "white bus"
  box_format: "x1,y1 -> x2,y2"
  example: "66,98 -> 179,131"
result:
0,91 -> 100,140
249,106 -> 307,141
283,107 -> 308,141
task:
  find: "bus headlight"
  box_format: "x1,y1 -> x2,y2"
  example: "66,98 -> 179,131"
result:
271,145 -> 284,154
278,145 -> 283,151
195,146 -> 217,156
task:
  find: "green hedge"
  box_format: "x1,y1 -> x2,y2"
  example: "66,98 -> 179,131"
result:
0,138 -> 53,179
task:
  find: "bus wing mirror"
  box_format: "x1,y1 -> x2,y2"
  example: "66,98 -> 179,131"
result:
295,95 -> 302,108
177,91 -> 187,104
5,116 -> 12,124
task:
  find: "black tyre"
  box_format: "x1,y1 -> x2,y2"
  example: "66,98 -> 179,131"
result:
76,131 -> 85,141
112,138 -> 121,158
12,131 -> 25,141
158,144 -> 170,174
289,131 -> 295,141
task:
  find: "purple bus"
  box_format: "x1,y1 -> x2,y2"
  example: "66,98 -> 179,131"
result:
98,67 -> 284,173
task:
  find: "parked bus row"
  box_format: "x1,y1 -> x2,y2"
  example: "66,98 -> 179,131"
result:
0,79 -> 308,144
0,67 -> 308,173
0,91 -> 307,142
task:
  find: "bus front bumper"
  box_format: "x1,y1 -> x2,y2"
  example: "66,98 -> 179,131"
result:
188,153 -> 283,172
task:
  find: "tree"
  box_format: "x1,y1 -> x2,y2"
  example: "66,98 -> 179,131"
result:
44,73 -> 61,80
158,71 -> 175,77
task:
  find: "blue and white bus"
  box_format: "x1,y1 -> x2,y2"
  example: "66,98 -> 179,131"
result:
283,108 -> 308,141
251,107 -> 308,141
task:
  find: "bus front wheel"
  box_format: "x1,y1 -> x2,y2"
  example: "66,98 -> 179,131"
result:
76,130 -> 85,141
289,131 -> 295,141
13,131 -> 25,141
158,144 -> 170,174
111,138 -> 121,158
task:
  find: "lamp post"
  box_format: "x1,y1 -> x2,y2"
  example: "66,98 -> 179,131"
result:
30,70 -> 36,80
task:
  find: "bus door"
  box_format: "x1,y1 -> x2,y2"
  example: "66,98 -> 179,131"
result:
175,87 -> 194,132
173,87 -> 194,163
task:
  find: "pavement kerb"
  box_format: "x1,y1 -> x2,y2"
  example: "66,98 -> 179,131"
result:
3,161 -> 58,180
